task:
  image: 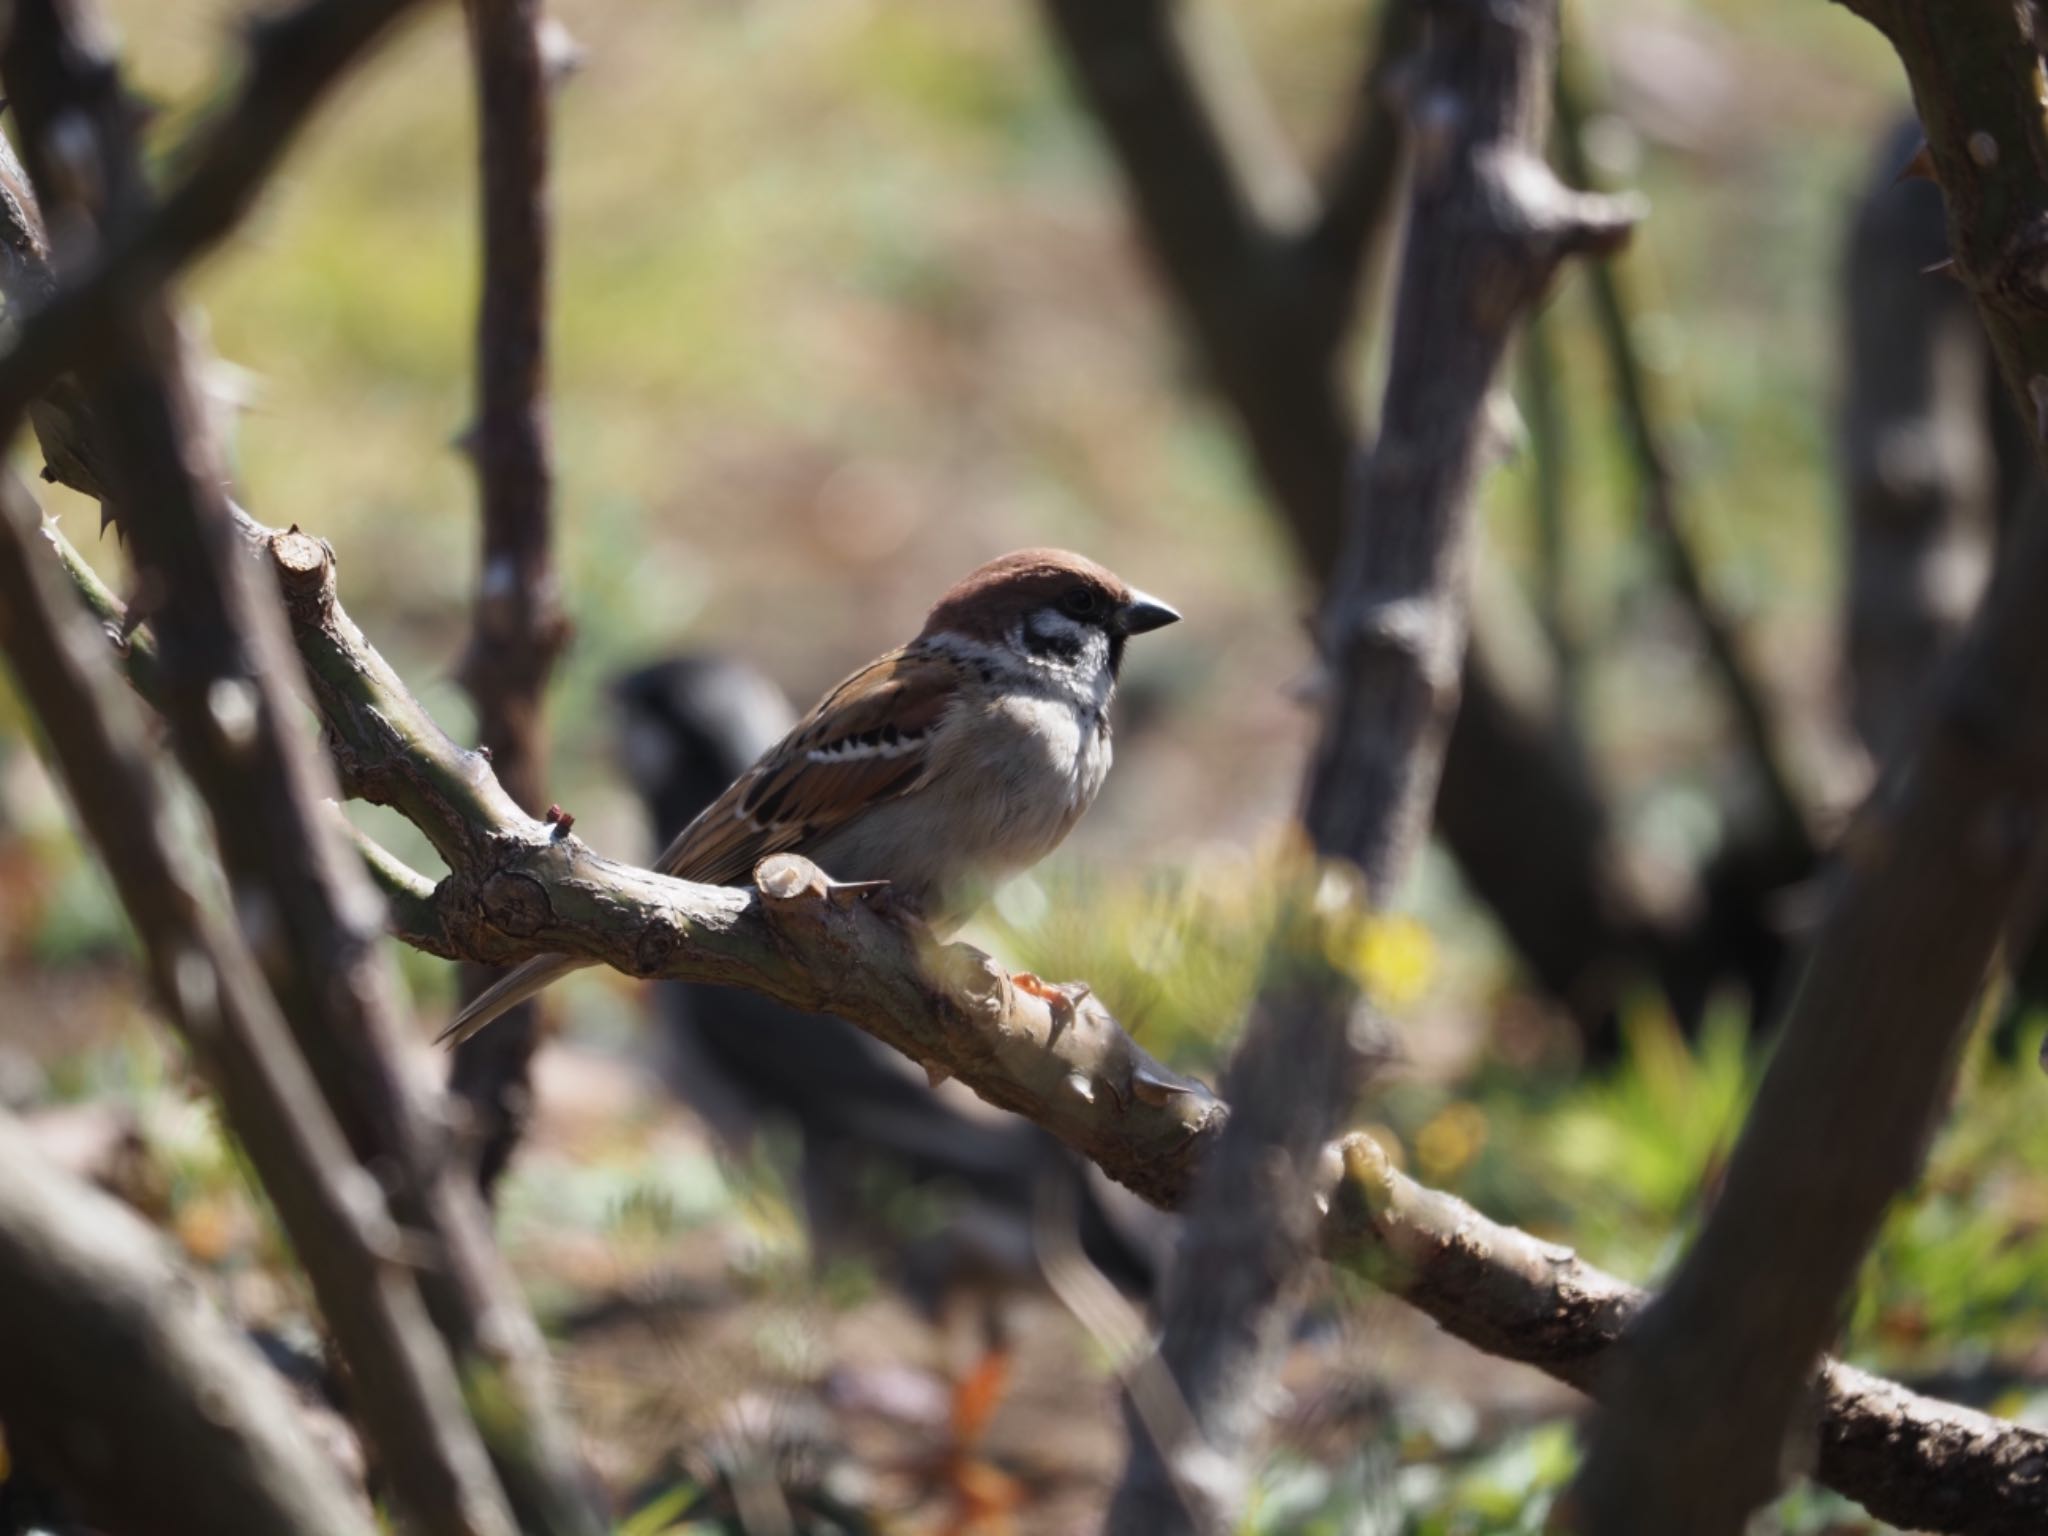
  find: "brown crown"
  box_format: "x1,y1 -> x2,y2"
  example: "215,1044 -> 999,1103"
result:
918,548 -> 1134,641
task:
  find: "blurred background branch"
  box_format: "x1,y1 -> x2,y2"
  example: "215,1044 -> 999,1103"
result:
0,1 -> 596,1528
447,0 -> 572,1197
1571,6 -> 2048,1529
0,1105 -> 378,1536
1109,0 -> 1639,1527
0,457 -> 514,1536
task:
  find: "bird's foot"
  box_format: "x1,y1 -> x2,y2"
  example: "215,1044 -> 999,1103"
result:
1011,972 -> 1091,1037
949,1344 -> 1012,1447
934,1346 -> 1022,1535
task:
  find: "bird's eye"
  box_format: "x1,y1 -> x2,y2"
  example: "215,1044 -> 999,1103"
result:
1061,587 -> 1100,619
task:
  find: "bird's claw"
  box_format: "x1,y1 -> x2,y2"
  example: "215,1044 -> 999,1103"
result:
1011,972 -> 1091,1036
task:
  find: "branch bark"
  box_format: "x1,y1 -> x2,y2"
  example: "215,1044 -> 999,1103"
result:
1107,2 -> 1638,1527
1568,9 -> 2048,1528
448,0 -> 570,1195
0,7 -> 598,1532
0,469 -> 514,1536
0,0 -> 425,468
0,1107 -> 379,1536
1324,1136 -> 2048,1536
0,4 -> 2037,1531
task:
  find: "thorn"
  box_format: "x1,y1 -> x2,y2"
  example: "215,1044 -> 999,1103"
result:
39,463 -> 55,482
449,422 -> 480,459
477,744 -> 493,762
1892,141 -> 1936,185
1920,256 -> 1958,281
1130,1064 -> 1195,1108
543,803 -> 574,835
922,1059 -> 952,1089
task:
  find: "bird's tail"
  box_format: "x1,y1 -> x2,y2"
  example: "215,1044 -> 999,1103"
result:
436,953 -> 591,1049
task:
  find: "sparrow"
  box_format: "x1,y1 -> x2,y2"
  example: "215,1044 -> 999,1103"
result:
611,653 -> 1173,1305
439,548 -> 1180,1046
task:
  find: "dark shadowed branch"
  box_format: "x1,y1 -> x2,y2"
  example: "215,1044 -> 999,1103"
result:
1106,2 -> 1639,1528
1839,113 -> 2000,761
1569,8 -> 2048,1529
448,0 -> 571,1195
1290,0 -> 1423,349
0,2 -> 2039,1531
0,1106 -> 380,1536
0,5 -> 599,1531
0,0 -> 427,485
0,470 -> 515,1536
1555,59 -> 1816,880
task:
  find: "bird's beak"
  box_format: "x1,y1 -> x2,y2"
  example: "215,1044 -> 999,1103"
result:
1118,590 -> 1181,635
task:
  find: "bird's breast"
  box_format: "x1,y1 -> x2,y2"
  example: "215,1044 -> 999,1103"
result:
802,688 -> 1111,931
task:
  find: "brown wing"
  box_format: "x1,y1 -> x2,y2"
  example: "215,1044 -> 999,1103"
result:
653,646 -> 954,885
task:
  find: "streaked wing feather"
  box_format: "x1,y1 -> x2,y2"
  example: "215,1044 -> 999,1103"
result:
653,647 -> 953,885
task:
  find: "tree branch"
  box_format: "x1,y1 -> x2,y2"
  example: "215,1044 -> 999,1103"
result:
1569,9 -> 2048,1527
1109,2 -> 1639,1527
1,5 -> 2035,1531
0,1105 -> 380,1536
1324,1136 -> 2048,1536
1555,56 -> 1816,879
0,6 -> 599,1531
447,0 -> 570,1194
0,465 -> 516,1536
1289,0 -> 1421,348
1039,0 -> 1690,1054
0,0 -> 428,489
1838,114 -> 1998,762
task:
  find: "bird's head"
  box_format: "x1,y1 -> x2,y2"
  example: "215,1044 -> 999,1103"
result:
919,548 -> 1179,684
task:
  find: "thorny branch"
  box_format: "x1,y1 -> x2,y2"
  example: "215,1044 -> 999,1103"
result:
0,1105 -> 381,1536
0,0 -> 427,489
1327,1137 -> 2048,1536
1554,57 -> 1816,880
